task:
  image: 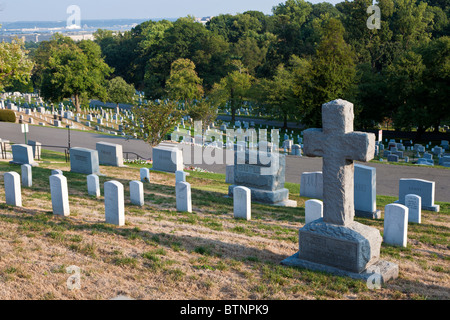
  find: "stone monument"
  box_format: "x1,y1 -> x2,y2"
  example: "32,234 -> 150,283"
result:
282,99 -> 398,283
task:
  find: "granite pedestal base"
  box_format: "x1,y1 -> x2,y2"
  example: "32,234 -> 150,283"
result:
281,219 -> 398,283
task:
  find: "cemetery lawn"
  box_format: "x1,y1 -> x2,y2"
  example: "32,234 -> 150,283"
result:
0,149 -> 448,300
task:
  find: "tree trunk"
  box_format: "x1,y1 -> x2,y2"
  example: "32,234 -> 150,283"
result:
74,94 -> 82,113
283,114 -> 288,130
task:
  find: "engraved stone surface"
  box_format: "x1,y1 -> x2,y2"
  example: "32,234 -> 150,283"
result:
234,186 -> 251,220
405,194 -> 421,224
87,174 -> 100,198
176,181 -> 192,213
354,164 -> 380,219
10,144 -> 38,167
384,203 -> 408,247
397,179 -> 439,212
300,171 -> 323,199
305,199 -> 323,224
4,171 -> 22,207
298,219 -> 382,273
130,180 -> 144,207
70,148 -> 100,175
96,142 -> 124,167
152,146 -> 183,173
228,151 -> 295,206
104,180 -> 125,226
49,174 -> 70,216
21,164 -> 32,188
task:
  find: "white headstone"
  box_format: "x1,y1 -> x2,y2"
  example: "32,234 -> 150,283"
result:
130,180 -> 144,206
305,199 -> 323,224
104,181 -> 125,226
87,174 -> 100,198
384,204 -> 408,247
52,169 -> 63,175
21,164 -> 32,188
405,194 -> 421,224
176,181 -> 192,213
49,174 -> 70,216
233,186 -> 251,221
175,170 -> 187,184
4,172 -> 22,207
140,168 -> 150,183
300,172 -> 323,199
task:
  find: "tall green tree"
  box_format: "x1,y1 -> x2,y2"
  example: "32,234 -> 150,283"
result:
123,100 -> 184,148
107,76 -> 136,107
300,18 -> 356,127
166,58 -> 204,107
0,38 -> 34,91
210,61 -> 254,124
37,35 -> 112,113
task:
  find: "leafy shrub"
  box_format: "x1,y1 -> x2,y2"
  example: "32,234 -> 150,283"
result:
0,110 -> 16,123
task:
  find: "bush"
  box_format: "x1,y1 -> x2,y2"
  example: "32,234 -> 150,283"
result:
0,110 -> 16,123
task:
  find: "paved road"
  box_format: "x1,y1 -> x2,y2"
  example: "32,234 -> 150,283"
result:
1,122 -> 449,202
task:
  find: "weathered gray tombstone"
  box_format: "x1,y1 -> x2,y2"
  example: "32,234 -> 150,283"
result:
52,169 -> 63,175
176,181 -> 192,213
10,144 -> 38,167
354,164 -> 380,219
70,148 -> 101,175
397,178 -> 439,212
21,164 -> 32,188
304,199 -> 323,224
405,194 -> 421,224
87,174 -> 100,198
152,146 -> 183,173
282,99 -> 398,283
104,181 -> 125,226
49,174 -> 70,216
4,172 -> 22,207
140,168 -> 150,183
175,170 -> 187,184
387,154 -> 399,162
130,180 -> 144,206
225,165 -> 234,184
27,140 -> 41,160
384,203 -> 408,247
300,172 -> 323,199
233,186 -> 251,220
96,142 -> 125,167
229,151 -> 296,207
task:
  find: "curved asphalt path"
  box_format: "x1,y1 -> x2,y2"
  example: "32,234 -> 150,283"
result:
1,122 -> 449,202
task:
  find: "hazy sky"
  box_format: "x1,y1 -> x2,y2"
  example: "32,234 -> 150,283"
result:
0,0 -> 341,22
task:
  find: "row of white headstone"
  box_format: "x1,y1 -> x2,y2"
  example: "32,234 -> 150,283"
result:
2,165 -> 252,226
304,195 -> 421,248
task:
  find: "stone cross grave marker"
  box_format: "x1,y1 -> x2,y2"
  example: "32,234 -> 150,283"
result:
302,99 -> 375,226
282,99 -> 398,283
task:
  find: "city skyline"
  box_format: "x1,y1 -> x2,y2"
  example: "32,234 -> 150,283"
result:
0,0 -> 342,22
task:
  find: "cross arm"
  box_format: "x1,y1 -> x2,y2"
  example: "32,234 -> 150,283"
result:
344,132 -> 376,162
303,128 -> 325,157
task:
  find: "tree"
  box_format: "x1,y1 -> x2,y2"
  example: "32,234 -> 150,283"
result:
166,58 -> 204,107
301,18 -> 356,127
38,35 -> 112,113
188,99 -> 218,134
107,76 -> 136,107
253,64 -> 297,129
123,100 -> 185,148
0,38 -> 34,91
210,61 -> 253,124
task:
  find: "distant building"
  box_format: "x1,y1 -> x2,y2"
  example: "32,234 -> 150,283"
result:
195,16 -> 214,25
